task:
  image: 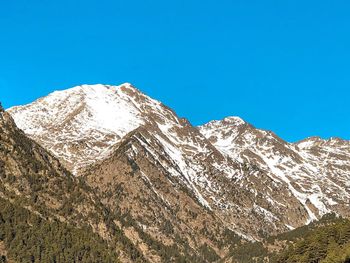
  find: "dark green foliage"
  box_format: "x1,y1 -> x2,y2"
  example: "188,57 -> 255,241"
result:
220,228 -> 242,249
113,208 -> 211,262
0,197 -> 118,263
0,110 -> 146,263
228,241 -> 269,263
268,213 -> 340,244
161,219 -> 174,235
276,217 -> 350,263
198,243 -> 220,262
0,255 -> 6,263
222,214 -> 349,263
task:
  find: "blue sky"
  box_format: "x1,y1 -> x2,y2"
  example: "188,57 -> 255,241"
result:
0,0 -> 349,142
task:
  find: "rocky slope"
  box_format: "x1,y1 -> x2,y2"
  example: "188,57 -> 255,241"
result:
83,126 -> 238,261
7,83 -> 350,245
199,117 -> 350,222
0,104 -> 148,262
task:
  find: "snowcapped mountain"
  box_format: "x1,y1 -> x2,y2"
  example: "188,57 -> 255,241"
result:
199,118 -> 350,222
9,83 -> 167,174
7,83 -> 350,243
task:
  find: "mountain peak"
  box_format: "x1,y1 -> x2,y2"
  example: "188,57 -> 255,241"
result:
222,116 -> 246,125
200,116 -> 246,129
296,136 -> 349,150
116,82 -> 134,89
7,83 -> 151,173
6,83 -> 182,174
51,82 -> 137,96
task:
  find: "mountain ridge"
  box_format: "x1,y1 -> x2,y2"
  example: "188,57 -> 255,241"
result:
6,83 -> 350,243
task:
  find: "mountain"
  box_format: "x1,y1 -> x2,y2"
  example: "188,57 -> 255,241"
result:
8,84 -> 145,174
6,83 -> 350,261
8,84 -> 247,260
0,103 -> 148,262
83,126 -> 234,261
199,118 -> 350,221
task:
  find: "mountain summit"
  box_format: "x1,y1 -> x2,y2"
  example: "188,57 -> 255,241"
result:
7,83 -> 350,243
8,83 -> 166,173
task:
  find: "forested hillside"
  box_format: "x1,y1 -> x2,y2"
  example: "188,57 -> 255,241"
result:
276,217 -> 350,263
0,197 -> 118,263
0,104 -> 146,262
223,214 -> 350,263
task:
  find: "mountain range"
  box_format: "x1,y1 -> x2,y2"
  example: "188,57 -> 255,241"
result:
1,83 -> 350,262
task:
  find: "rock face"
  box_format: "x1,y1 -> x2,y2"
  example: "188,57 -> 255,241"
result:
7,83 -> 350,244
199,118 -> 350,222
83,127 -> 236,261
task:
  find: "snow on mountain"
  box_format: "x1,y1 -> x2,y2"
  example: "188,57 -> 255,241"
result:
199,116 -> 247,156
8,83 -> 190,173
9,84 -> 143,173
7,83 -> 350,240
8,83 -> 224,209
199,117 -> 350,224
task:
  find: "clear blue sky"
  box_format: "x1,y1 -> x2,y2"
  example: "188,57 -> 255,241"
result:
0,1 -> 349,142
